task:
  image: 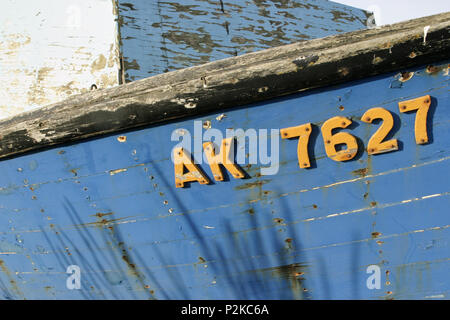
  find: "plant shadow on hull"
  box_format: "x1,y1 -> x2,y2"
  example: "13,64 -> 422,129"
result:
29,159 -> 357,300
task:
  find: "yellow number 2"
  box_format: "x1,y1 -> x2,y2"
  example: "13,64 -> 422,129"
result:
398,95 -> 431,144
361,107 -> 398,155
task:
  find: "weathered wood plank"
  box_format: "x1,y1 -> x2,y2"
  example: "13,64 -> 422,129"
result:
118,0 -> 372,81
0,0 -> 121,119
0,12 -> 448,160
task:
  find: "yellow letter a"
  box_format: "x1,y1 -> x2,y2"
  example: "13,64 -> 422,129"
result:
174,147 -> 210,188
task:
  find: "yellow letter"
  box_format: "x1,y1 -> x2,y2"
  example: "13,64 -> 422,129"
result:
174,147 -> 210,188
203,138 -> 245,181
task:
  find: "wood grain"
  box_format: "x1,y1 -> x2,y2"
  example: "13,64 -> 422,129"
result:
118,0 -> 372,81
0,0 -> 121,119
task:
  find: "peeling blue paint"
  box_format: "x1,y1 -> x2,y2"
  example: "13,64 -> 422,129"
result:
0,61 -> 447,299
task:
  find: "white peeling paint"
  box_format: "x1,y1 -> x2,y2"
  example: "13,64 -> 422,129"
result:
26,128 -> 47,143
423,25 -> 430,44
0,0 -> 120,119
109,168 -> 127,176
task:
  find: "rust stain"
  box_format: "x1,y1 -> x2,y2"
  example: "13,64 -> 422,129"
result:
117,135 -> 127,142
352,167 -> 369,177
234,179 -> 271,190
116,241 -> 155,297
285,238 -> 293,250
399,71 -> 414,82
426,65 -> 441,75
44,286 -> 53,292
74,216 -> 132,229
198,257 -> 206,264
426,65 -> 439,73
385,270 -> 391,286
244,208 -> 255,215
0,259 -> 23,298
91,212 -> 114,218
97,210 -> 155,298
202,120 -> 211,129
249,262 -> 308,299
371,231 -> 382,238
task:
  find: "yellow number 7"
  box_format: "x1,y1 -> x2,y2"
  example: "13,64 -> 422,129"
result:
280,123 -> 312,168
398,95 -> 431,144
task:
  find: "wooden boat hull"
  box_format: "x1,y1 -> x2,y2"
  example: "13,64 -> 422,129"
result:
0,12 -> 448,299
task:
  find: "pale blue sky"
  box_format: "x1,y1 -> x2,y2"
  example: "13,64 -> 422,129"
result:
335,0 -> 450,25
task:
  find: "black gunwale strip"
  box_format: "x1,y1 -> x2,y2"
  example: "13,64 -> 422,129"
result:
0,12 -> 448,159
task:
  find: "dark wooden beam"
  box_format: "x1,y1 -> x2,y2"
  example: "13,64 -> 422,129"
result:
0,12 -> 449,159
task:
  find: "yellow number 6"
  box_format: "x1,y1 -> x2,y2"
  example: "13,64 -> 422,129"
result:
321,116 -> 358,162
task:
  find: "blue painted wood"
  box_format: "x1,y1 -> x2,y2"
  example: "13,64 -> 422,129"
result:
0,61 -> 448,299
118,0 -> 371,81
